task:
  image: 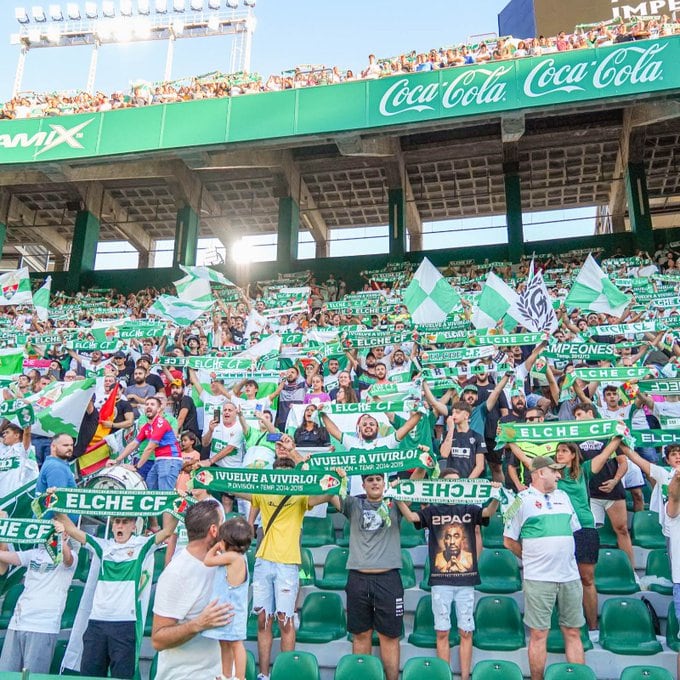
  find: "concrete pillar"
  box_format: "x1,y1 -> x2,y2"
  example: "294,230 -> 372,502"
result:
138,249 -> 150,269
67,210 -> 100,292
276,196 -> 299,272
625,161 -> 654,255
388,188 -> 405,260
0,224 -> 6,260
315,239 -> 329,259
504,161 -> 524,263
173,205 -> 199,268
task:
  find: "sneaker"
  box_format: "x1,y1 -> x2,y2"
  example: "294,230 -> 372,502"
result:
257,675 -> 270,680
588,629 -> 599,643
293,611 -> 300,630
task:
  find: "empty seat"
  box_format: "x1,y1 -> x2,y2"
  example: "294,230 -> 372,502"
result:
402,656 -> 453,680
599,598 -> 662,655
60,584 -> 85,629
645,549 -> 672,595
631,510 -> 665,549
619,667 -> 674,680
50,639 -> 69,675
73,549 -> 91,582
0,566 -> 26,595
337,521 -> 350,548
401,548 -> 416,589
0,583 -> 24,630
315,547 -> 349,590
144,589 -> 156,637
472,596 -> 525,650
471,660 -> 523,680
301,516 -> 335,547
544,663 -> 597,680
271,651 -> 321,680
665,601 -> 680,652
597,513 -> 618,548
476,548 -> 521,593
400,520 -> 425,548
152,546 -> 167,584
296,592 -> 346,643
334,654 -> 385,680
546,608 -> 593,654
594,549 -> 639,594
246,601 -> 280,641
299,547 -> 316,586
481,513 -> 505,548
408,594 -> 460,648
419,558 -> 431,592
246,649 -> 256,680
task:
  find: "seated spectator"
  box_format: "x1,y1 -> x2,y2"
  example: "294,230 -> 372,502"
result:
294,405 -> 331,448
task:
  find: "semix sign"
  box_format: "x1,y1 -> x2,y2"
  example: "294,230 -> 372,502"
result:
0,37 -> 679,164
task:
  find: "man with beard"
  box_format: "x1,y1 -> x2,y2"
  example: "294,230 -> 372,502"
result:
275,366 -> 307,430
169,378 -> 200,440
386,348 -> 413,383
124,366 -> 156,418
152,502 -> 234,680
322,357 -> 341,393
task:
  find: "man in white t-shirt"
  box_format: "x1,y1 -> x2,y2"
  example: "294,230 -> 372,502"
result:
152,501 -> 234,680
0,423 -> 38,499
0,518 -> 77,673
188,369 -> 229,432
663,473 -> 680,680
201,402 -> 245,468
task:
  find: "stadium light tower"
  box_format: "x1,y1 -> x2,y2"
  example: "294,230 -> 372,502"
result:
10,1 -> 258,96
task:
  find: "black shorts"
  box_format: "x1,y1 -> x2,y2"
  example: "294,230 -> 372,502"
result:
574,527 -> 600,565
485,438 -> 503,465
346,569 -> 404,638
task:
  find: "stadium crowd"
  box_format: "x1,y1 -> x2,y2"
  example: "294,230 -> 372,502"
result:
2,16 -> 680,120
1,245 -> 680,680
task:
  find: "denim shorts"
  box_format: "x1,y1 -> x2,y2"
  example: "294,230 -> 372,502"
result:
252,558 -> 299,620
431,585 -> 475,632
146,458 -> 182,491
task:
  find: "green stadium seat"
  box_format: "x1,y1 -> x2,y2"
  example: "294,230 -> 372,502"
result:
149,652 -> 158,680
144,589 -> 156,637
400,520 -> 425,548
594,549 -> 639,594
315,547 -> 349,590
619,667 -> 674,680
665,602 -> 680,652
246,649 -> 256,680
270,651 -> 321,680
301,516 -> 335,547
597,514 -> 618,548
546,608 -> 593,653
407,594 -> 460,648
401,548 -> 416,589
631,510 -> 665,549
0,583 -> 24,630
0,566 -> 26,595
334,654 -> 385,680
50,639 -> 69,674
299,547 -> 316,586
599,598 -> 662,655
471,660 -> 523,680
481,513 -> 505,548
152,546 -> 167,583
472,596 -> 525,650
476,548 -> 521,593
544,663 -> 597,680
60,584 -> 84,629
246,544 -> 257,574
246,599 -> 281,641
402,656 -> 453,680
337,521 -> 350,547
419,557 -> 431,592
646,549 -> 672,595
74,548 -> 91,581
296,592 -> 346,643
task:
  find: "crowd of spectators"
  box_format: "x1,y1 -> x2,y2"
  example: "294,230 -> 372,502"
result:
2,16 -> 679,120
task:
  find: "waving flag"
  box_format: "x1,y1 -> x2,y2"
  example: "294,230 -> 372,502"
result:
147,295 -> 214,325
510,265 -> 558,333
173,273 -> 212,302
179,265 -> 236,288
472,272 -> 519,330
565,254 -> 631,316
0,348 -> 25,384
33,276 -> 51,322
0,268 -> 32,306
78,383 -> 119,477
403,258 -> 461,324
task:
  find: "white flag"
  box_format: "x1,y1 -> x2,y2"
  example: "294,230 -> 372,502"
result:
510,265 -> 557,333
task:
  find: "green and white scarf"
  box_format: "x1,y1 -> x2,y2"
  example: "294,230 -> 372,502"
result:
302,446 -> 436,476
637,379 -> 680,395
0,518 -> 61,561
421,346 -> 496,364
386,478 -> 499,504
632,429 -> 680,447
324,400 -> 420,415
162,355 -> 254,371
545,342 -> 617,360
573,366 -> 652,382
496,418 -> 630,446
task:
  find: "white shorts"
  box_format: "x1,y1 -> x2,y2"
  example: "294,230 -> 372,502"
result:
623,460 -> 644,490
252,558 -> 299,620
431,585 -> 475,633
590,497 -> 619,526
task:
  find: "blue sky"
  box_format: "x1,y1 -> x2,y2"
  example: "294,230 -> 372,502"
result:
0,1 -> 595,268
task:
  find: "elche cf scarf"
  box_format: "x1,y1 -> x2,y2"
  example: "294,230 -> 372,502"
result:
0,518 -> 61,562
301,445 -> 436,476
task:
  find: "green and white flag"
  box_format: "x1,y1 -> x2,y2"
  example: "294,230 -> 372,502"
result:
403,258 -> 461,324
33,276 -> 51,323
0,348 -> 25,382
471,271 -> 519,330
565,254 -> 631,316
0,267 -> 32,306
147,295 -> 214,326
179,265 -> 236,289
173,274 -> 212,303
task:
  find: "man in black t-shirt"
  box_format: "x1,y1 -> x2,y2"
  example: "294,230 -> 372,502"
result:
169,379 -> 200,439
396,468 -> 499,680
439,401 -> 486,478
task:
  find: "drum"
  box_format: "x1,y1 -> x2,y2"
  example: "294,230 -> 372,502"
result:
84,466 -> 147,491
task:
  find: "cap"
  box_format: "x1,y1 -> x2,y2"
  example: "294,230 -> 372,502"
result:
170,378 -> 184,387
530,457 -> 566,472
113,351 -> 126,359
462,384 -> 478,393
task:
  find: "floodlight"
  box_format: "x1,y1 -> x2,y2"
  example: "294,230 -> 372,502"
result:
120,0 -> 132,15
85,1 -> 98,17
46,24 -> 61,41
155,0 -> 167,12
208,0 -> 220,7
243,0 -> 255,6
49,4 -> 63,19
226,0 -> 237,7
28,27 -> 42,41
207,14 -> 218,29
32,6 -> 47,21
137,0 -> 150,14
172,17 -> 184,32
190,0 -> 203,9
66,2 -> 80,18
172,0 -> 185,11
102,0 -> 115,16
15,7 -> 30,23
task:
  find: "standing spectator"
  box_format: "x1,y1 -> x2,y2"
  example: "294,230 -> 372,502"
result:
275,366 -> 307,430
361,54 -> 382,79
170,378 -> 200,439
439,401 -> 486,478
124,366 -> 156,418
504,457 -> 585,680
662,473 -> 680,680
36,433 -> 76,495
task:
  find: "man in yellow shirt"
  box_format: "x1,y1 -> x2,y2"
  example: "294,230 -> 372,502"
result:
243,458 -> 334,680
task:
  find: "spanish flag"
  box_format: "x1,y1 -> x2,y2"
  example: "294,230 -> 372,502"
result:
78,383 -> 119,477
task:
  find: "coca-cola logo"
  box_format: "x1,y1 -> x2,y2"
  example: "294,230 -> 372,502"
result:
523,42 -> 667,98
378,65 -> 511,117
